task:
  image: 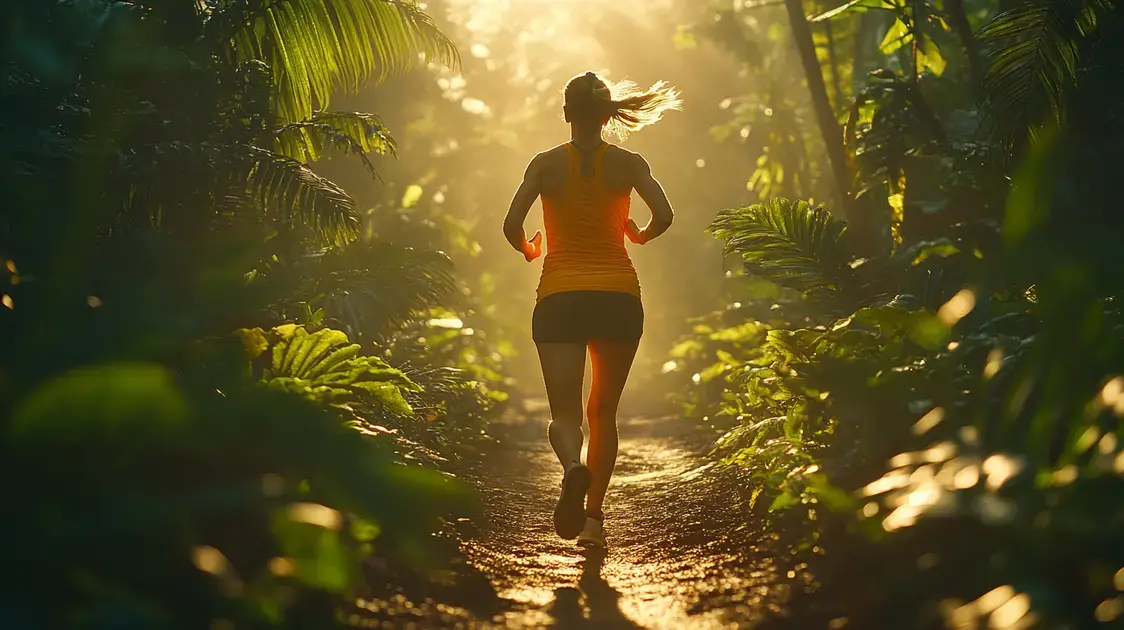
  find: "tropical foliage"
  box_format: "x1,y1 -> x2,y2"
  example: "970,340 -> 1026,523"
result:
5,0 -> 1124,624
0,0 -> 502,626
666,0 -> 1124,626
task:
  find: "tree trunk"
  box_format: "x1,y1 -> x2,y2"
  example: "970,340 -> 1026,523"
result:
945,0 -> 984,91
783,0 -> 853,216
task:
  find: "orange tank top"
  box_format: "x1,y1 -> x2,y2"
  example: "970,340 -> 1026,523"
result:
536,143 -> 640,303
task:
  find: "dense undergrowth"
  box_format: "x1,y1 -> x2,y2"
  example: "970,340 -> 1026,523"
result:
666,0 -> 1124,627
0,1 -> 512,627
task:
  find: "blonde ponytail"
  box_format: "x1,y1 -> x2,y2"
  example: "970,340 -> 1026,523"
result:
564,71 -> 682,140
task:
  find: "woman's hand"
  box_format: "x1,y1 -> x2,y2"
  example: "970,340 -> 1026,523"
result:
523,230 -> 543,262
625,218 -> 646,245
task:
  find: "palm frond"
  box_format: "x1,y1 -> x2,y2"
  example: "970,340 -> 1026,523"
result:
708,198 -> 857,304
273,111 -> 396,180
217,0 -> 459,122
119,143 -> 360,245
238,146 -> 361,245
304,240 -> 458,339
844,71 -> 946,187
979,0 -> 1115,147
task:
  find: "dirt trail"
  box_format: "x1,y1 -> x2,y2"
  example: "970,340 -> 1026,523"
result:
458,408 -> 785,629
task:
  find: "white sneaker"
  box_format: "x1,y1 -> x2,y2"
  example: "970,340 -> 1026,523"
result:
576,517 -> 606,549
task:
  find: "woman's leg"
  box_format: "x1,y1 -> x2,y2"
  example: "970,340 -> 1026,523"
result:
584,338 -> 639,519
536,342 -> 588,469
538,341 -> 593,539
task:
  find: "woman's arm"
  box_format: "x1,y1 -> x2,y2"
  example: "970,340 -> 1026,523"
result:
627,153 -> 674,245
502,156 -> 545,261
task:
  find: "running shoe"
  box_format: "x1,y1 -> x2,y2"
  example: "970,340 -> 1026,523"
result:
576,516 -> 606,549
554,462 -> 591,539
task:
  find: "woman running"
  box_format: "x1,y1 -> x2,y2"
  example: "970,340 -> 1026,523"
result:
502,71 -> 680,549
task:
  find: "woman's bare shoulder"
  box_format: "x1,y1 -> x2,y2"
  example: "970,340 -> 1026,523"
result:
529,144 -> 570,170
606,143 -> 640,157
605,144 -> 648,166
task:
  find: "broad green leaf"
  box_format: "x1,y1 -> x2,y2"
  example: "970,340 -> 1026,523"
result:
808,476 -> 858,512
272,509 -> 355,593
402,184 -> 424,208
709,321 -> 766,343
911,241 -> 961,265
236,327 -> 270,359
917,44 -> 947,75
909,314 -> 950,350
1004,126 -> 1061,246
769,490 -> 800,511
879,19 -> 911,54
670,338 -> 704,358
11,363 -> 187,449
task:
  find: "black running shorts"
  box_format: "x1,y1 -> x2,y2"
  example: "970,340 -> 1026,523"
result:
532,290 -> 644,344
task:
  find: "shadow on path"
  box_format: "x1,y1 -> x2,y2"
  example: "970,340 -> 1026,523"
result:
463,413 -> 782,629
546,548 -> 643,629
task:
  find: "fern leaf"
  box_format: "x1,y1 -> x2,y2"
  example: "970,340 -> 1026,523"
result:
311,241 -> 459,339
277,327 -> 311,375
351,381 -> 413,416
290,328 -> 352,378
708,198 -> 856,305
303,343 -> 362,380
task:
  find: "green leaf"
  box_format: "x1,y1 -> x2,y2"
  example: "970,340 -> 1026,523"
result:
808,475 -> 858,512
261,325 -> 419,414
769,490 -> 800,511
273,111 -> 397,179
708,198 -> 856,307
272,508 -> 355,593
909,314 -> 951,350
979,0 -> 1113,145
220,0 -> 460,122
1004,125 -> 1062,246
670,339 -> 704,358
292,329 -> 353,378
11,363 -> 187,451
402,184 -> 424,208
352,381 -> 413,416
240,146 -> 361,246
910,240 -> 961,265
916,43 -> 947,76
709,321 -> 767,343
235,327 -> 271,359
879,18 -> 911,54
304,240 -> 458,338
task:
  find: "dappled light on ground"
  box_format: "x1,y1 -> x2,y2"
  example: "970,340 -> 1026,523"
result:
462,411 -> 780,628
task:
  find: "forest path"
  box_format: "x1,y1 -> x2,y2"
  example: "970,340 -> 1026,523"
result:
458,408 -> 785,629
